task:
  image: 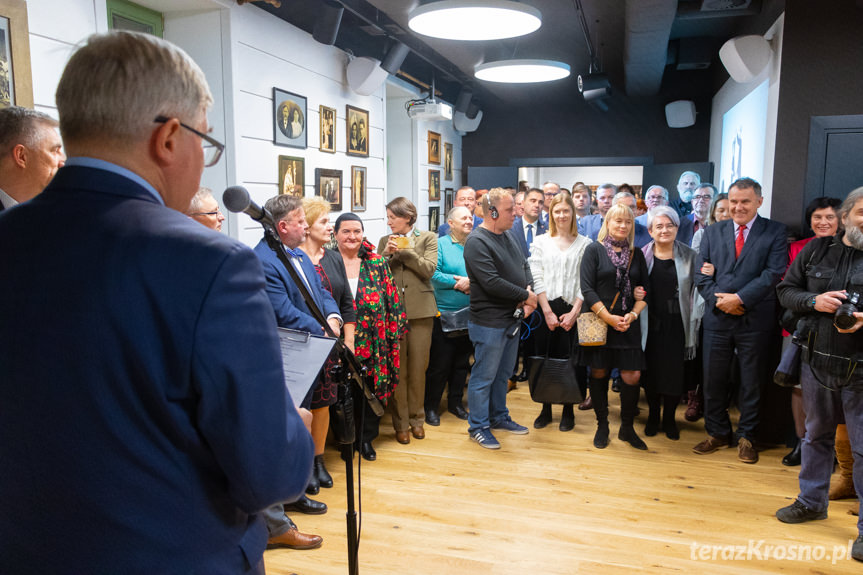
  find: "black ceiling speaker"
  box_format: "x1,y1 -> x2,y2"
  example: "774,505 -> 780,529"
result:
313,0 -> 344,46
381,41 -> 411,75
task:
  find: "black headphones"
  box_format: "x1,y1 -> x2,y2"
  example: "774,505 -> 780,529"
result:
489,205 -> 499,219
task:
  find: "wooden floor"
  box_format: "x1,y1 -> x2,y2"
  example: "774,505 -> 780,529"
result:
265,384 -> 861,575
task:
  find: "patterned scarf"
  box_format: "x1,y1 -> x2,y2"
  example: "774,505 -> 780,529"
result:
602,236 -> 632,311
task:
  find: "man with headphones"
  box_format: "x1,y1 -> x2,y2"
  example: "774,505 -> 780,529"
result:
463,188 -> 537,449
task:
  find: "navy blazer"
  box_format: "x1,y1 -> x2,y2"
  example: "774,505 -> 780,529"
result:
580,213 -> 652,249
0,165 -> 313,574
507,216 -> 547,258
254,239 -> 340,335
695,215 -> 787,332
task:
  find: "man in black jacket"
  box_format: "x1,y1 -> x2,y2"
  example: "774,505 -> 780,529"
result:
774,187 -> 863,561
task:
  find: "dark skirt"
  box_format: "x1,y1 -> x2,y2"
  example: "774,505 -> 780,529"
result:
576,345 -> 645,371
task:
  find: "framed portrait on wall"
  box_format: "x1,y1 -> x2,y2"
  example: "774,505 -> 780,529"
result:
444,187 -> 454,216
319,105 -> 336,153
428,131 -> 441,165
428,170 -> 441,201
428,206 -> 440,233
315,168 -> 342,212
0,0 -> 34,109
346,105 -> 369,157
273,88 -> 307,149
351,166 -> 366,212
444,142 -> 453,181
278,155 -> 304,197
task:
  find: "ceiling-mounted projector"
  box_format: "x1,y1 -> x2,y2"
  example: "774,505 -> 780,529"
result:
407,101 -> 453,122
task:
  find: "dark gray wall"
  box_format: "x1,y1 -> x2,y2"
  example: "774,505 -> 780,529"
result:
771,0 -> 863,232
462,93 -> 711,169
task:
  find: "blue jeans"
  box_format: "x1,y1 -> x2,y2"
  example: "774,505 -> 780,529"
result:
467,321 -> 519,433
797,363 -> 863,532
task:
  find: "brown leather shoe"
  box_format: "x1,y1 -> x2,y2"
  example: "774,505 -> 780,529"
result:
410,425 -> 425,440
737,437 -> 758,464
507,379 -> 518,393
692,434 -> 730,455
578,396 -> 593,411
267,527 -> 323,550
395,430 -> 410,444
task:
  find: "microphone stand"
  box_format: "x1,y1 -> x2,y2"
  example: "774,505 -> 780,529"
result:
262,223 -> 380,575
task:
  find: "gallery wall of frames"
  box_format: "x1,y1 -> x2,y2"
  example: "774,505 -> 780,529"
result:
18,0 -> 461,245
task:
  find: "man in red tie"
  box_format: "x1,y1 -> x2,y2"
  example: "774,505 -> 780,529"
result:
691,178 -> 787,464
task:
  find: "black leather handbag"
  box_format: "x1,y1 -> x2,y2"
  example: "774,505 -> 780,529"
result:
527,333 -> 583,404
439,307 -> 469,338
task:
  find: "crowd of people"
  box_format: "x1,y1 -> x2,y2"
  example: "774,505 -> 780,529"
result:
1,30 -> 863,571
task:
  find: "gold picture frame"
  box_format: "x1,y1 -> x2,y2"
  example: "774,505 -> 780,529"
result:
351,165 -> 366,212
0,0 -> 34,109
278,155 -> 304,197
444,142 -> 453,181
319,105 -> 335,153
346,105 -> 369,157
428,130 -> 441,165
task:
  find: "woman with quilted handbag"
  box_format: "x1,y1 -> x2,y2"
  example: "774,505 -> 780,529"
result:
578,203 -> 649,450
528,193 -> 592,431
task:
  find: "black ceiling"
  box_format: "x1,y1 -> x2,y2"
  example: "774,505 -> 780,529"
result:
252,0 -> 785,113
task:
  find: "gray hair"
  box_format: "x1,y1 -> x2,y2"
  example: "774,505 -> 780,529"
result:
647,206 -> 680,230
447,205 -> 471,223
187,186 -> 214,214
841,187 -> 863,219
56,31 -> 213,146
596,183 -> 618,195
678,171 -> 701,185
612,191 -> 636,208
696,183 -> 718,196
542,181 -> 560,192
265,194 -> 303,222
0,106 -> 59,156
645,185 -> 669,200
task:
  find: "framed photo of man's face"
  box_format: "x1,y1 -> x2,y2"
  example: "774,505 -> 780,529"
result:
319,105 -> 336,153
428,131 -> 441,165
315,168 -> 342,212
428,170 -> 441,201
346,105 -> 369,157
278,155 -> 304,197
351,166 -> 366,212
444,142 -> 453,181
273,88 -> 307,149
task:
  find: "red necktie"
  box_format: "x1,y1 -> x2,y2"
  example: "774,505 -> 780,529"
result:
735,225 -> 745,259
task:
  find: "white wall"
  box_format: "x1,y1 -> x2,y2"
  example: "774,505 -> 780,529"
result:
519,165 -> 644,190
386,77 -> 463,233
709,14 -> 784,217
22,0 -> 401,246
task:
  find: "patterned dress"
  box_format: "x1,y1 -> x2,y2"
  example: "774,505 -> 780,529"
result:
348,240 -> 407,405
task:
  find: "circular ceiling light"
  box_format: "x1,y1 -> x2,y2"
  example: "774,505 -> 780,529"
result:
474,59 -> 570,83
409,1 -> 542,41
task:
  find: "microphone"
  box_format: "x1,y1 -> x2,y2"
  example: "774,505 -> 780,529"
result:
222,186 -> 276,229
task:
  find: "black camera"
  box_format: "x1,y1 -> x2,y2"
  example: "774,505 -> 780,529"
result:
834,291 -> 862,330
513,308 -> 525,321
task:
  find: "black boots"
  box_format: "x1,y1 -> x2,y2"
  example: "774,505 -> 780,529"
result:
589,377 -> 610,448
534,403 -> 552,429
662,395 -> 680,440
559,404 -> 575,432
645,391 -> 661,437
619,383 -> 647,450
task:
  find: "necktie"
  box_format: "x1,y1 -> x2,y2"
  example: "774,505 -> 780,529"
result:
526,223 -> 533,250
735,225 -> 745,259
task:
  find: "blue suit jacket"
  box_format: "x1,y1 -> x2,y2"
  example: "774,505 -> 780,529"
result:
695,215 -> 788,332
580,214 -> 651,248
438,214 -> 483,237
254,239 -> 340,335
0,166 -> 313,574
507,216 -> 547,258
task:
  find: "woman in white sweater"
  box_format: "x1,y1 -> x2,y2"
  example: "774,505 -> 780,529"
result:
528,193 -> 593,431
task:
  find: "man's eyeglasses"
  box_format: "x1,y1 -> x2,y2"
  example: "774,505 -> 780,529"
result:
692,194 -> 713,201
190,210 -> 222,217
154,116 -> 225,167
